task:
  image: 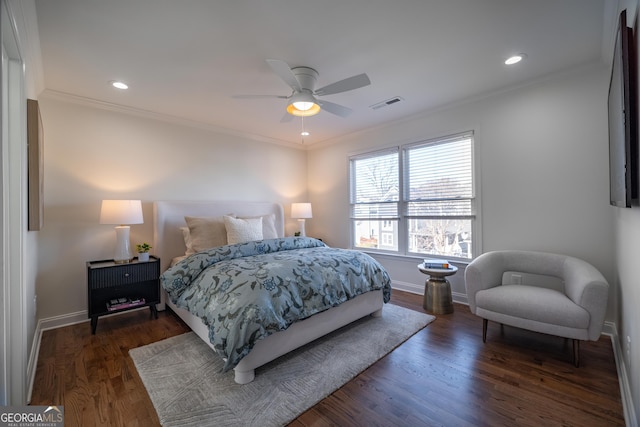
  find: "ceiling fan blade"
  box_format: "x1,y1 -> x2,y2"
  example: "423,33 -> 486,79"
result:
317,100 -> 353,118
314,73 -> 370,96
232,94 -> 289,99
266,59 -> 302,92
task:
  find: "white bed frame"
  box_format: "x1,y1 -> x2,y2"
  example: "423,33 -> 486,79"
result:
153,200 -> 384,384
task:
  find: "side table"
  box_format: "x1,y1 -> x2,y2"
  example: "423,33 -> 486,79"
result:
417,263 -> 458,314
87,256 -> 161,334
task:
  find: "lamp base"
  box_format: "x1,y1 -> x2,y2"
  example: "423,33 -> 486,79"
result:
298,219 -> 306,237
114,225 -> 133,263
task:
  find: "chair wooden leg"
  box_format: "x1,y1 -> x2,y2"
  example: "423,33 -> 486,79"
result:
573,339 -> 580,367
482,318 -> 488,343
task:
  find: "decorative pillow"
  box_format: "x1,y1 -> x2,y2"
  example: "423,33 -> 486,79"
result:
184,216 -> 228,252
180,227 -> 196,256
238,213 -> 278,239
224,215 -> 263,244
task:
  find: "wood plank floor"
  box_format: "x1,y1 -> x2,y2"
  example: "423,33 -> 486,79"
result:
30,290 -> 625,426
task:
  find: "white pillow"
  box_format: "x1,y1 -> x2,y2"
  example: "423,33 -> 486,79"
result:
238,213 -> 278,239
224,215 -> 263,244
180,227 -> 196,256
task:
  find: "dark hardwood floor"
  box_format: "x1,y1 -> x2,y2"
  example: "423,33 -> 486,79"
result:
31,290 -> 625,426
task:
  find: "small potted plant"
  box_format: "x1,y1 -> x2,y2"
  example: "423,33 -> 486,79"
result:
136,243 -> 152,262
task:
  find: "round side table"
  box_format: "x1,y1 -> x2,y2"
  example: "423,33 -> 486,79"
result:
417,263 -> 458,314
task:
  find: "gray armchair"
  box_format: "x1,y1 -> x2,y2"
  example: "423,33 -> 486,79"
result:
464,250 -> 609,366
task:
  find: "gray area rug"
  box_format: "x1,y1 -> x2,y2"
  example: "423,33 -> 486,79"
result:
130,304 -> 435,426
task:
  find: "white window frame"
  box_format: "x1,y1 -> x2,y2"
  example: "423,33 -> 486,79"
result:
349,147 -> 400,252
349,131 -> 479,262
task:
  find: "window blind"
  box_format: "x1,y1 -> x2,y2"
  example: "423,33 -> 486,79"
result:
350,149 -> 399,219
404,133 -> 473,217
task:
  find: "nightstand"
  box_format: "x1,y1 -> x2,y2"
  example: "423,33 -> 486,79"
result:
87,256 -> 160,334
417,263 -> 458,315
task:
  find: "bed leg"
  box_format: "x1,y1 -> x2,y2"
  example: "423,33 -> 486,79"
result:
371,308 -> 383,318
234,368 -> 255,384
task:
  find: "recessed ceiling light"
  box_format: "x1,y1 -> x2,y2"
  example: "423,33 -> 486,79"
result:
110,81 -> 129,90
505,54 -> 526,65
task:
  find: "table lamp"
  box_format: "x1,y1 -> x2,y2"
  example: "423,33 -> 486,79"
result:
291,203 -> 312,237
100,200 -> 143,263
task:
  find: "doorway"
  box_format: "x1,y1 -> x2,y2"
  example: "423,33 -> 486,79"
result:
1,0 -> 27,405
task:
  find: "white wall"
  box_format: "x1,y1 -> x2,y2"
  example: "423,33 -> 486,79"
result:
308,64 -> 614,314
614,209 -> 640,422
35,96 -> 307,320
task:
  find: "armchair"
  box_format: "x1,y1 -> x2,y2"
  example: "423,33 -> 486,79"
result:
464,250 -> 609,366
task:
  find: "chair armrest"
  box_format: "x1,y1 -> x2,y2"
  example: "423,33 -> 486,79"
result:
563,257 -> 609,340
464,252 -> 505,313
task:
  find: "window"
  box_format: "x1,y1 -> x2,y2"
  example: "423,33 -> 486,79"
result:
349,148 -> 399,250
349,132 -> 476,260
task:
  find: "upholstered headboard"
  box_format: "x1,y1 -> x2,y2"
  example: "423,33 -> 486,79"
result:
153,201 -> 285,272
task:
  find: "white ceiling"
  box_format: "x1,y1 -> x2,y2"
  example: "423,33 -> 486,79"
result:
33,0 -> 608,146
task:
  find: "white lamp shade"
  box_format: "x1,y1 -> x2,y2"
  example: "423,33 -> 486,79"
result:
100,200 -> 143,225
291,203 -> 313,219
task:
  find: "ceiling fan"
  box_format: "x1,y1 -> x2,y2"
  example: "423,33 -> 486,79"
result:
233,59 -> 371,121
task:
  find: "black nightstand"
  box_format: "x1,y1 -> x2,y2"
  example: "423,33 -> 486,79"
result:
87,256 -> 160,334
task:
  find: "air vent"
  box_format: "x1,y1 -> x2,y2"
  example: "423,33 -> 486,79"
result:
369,96 -> 404,110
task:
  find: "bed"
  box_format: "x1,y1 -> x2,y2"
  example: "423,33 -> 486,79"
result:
153,200 -> 391,384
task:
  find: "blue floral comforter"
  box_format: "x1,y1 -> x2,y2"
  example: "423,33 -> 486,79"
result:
161,237 -> 391,371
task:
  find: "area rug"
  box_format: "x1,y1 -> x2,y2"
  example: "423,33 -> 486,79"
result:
130,304 -> 435,427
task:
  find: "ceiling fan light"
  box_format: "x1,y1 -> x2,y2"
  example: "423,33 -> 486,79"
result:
287,103 -> 321,116
293,100 -> 315,111
287,94 -> 321,116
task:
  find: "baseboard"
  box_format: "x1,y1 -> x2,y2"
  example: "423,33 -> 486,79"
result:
601,320 -> 616,338
26,324 -> 40,404
26,310 -> 89,403
605,322 -> 638,427
391,280 -> 422,295
391,280 -> 468,305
